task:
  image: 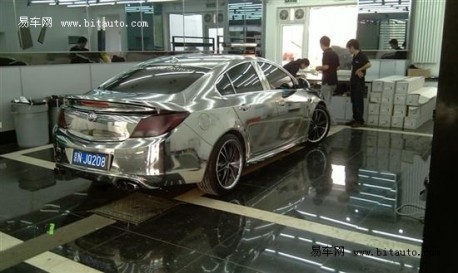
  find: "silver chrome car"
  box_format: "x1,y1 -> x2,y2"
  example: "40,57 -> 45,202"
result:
54,54 -> 330,195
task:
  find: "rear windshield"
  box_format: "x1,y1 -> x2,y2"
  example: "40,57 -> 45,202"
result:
101,65 -> 208,94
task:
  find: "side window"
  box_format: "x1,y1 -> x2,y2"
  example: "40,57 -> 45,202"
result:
226,63 -> 264,93
216,74 -> 236,96
259,62 -> 295,89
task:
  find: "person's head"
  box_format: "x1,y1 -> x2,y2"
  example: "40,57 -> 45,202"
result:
77,37 -> 88,49
389,39 -> 399,49
346,39 -> 360,54
298,58 -> 310,69
320,36 -> 331,51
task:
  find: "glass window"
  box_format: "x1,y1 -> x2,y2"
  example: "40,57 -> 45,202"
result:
226,63 -> 263,93
216,74 -> 236,96
101,65 -> 208,94
258,62 -> 295,89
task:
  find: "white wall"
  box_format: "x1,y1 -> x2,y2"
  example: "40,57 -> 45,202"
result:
0,62 -> 137,132
264,0 -> 357,64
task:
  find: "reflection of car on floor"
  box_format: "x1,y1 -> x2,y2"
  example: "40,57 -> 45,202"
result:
54,54 -> 330,195
61,147 -> 329,273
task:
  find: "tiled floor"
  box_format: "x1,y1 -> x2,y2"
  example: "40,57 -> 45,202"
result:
0,125 -> 432,273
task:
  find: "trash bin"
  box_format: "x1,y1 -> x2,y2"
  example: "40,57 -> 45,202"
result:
47,95 -> 63,135
11,100 -> 49,147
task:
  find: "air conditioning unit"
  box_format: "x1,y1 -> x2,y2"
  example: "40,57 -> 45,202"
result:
204,13 -> 213,23
278,8 -> 306,22
294,8 -> 306,21
278,9 -> 290,21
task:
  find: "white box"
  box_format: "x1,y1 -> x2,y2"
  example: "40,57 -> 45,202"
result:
372,75 -> 407,92
380,103 -> 393,116
367,115 -> 379,126
382,89 -> 395,104
393,105 -> 407,117
404,117 -> 422,129
383,81 -> 397,92
379,115 -> 392,127
395,76 -> 425,94
368,103 -> 381,115
370,92 -> 382,103
408,106 -> 421,118
406,87 -> 437,106
391,116 -> 404,128
394,93 -> 407,105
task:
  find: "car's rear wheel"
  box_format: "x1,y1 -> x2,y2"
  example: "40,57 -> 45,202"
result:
198,134 -> 244,195
307,104 -> 330,144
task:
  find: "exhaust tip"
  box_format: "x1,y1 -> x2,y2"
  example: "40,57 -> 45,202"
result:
116,180 -> 139,192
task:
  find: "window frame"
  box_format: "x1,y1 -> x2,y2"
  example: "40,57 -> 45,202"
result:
256,60 -> 299,90
215,61 -> 267,96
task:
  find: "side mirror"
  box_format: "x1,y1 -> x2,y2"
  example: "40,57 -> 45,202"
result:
297,78 -> 310,89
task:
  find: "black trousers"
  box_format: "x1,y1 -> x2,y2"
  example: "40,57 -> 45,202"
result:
350,80 -> 365,123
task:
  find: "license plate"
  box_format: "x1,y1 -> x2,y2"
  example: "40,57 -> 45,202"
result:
71,150 -> 109,170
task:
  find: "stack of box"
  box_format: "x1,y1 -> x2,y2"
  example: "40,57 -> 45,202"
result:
404,87 -> 437,129
367,75 -> 436,129
368,76 -> 407,127
392,77 -> 425,128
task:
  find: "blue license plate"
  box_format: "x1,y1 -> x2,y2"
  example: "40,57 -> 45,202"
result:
72,150 -> 109,170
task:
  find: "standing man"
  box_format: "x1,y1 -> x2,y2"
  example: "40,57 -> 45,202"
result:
283,58 -> 310,77
346,39 -> 371,128
315,36 -> 340,123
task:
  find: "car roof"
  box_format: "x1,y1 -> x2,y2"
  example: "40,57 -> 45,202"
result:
139,54 -> 260,70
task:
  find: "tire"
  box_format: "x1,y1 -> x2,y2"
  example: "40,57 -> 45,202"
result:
307,104 -> 330,144
198,134 -> 245,195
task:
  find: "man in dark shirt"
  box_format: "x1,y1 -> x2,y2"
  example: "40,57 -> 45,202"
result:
346,39 -> 371,128
70,37 -> 91,63
283,58 -> 310,77
316,36 -> 340,123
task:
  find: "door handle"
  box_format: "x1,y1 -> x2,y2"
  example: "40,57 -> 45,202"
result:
239,104 -> 251,111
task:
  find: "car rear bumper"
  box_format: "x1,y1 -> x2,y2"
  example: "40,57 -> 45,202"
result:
53,125 -> 209,188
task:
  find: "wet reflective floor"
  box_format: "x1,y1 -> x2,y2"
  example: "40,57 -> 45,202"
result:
0,126 -> 432,273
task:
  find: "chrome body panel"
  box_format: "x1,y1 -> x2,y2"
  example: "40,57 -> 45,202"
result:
54,54 -> 326,188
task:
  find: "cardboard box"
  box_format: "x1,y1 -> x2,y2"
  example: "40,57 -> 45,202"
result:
379,115 -> 392,128
367,115 -> 380,126
382,89 -> 395,104
404,116 -> 422,129
391,116 -> 404,128
380,103 -> 393,116
394,93 -> 407,105
393,105 -> 407,116
368,103 -> 381,115
408,68 -> 431,78
370,92 -> 382,103
372,76 -> 407,92
396,76 -> 425,94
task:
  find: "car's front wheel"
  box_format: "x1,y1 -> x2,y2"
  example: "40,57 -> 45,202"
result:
198,134 -> 244,195
307,104 -> 330,144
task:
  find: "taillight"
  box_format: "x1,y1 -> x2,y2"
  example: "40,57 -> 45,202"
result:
130,112 -> 189,138
58,109 -> 67,129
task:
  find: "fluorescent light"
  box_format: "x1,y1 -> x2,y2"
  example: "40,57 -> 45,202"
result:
117,0 -> 145,3
31,0 -> 55,3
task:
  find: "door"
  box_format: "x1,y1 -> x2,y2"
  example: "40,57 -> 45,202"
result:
280,24 -> 304,65
217,62 -> 283,156
257,61 -> 309,146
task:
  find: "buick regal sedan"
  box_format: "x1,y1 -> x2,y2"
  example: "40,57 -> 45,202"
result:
54,54 -> 330,195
